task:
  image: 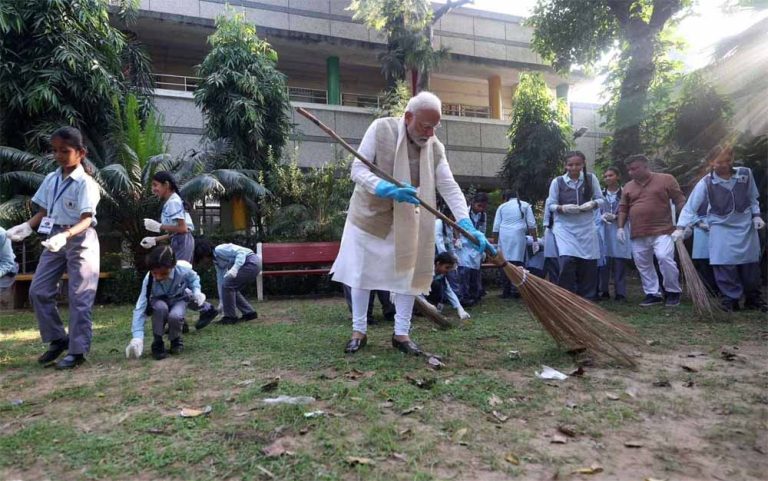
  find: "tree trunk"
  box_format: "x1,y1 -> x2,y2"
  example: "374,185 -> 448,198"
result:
611,26 -> 655,178
411,69 -> 419,95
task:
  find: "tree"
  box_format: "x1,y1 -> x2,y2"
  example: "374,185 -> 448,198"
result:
498,72 -> 572,207
0,0 -> 152,154
349,0 -> 471,94
194,9 -> 291,171
528,0 -> 689,167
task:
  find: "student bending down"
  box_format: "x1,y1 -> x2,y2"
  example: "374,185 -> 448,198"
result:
126,246 -> 211,360
422,252 -> 470,320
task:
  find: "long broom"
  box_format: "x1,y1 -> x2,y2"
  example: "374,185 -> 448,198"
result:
296,107 -> 641,366
674,238 -> 721,320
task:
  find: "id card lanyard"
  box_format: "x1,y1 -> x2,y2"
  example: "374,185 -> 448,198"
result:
38,175 -> 74,235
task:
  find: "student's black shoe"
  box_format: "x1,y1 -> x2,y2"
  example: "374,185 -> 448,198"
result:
151,336 -> 168,360
54,354 -> 85,370
219,316 -> 239,325
195,304 -> 218,330
720,298 -> 739,313
639,294 -> 664,307
344,336 -> 367,354
615,295 -> 627,302
181,321 -> 190,334
665,292 -> 681,307
392,335 -> 422,356
169,337 -> 184,355
37,337 -> 68,365
240,311 -> 258,322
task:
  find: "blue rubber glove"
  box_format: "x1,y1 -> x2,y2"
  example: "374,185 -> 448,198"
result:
374,180 -> 420,205
456,218 -> 496,255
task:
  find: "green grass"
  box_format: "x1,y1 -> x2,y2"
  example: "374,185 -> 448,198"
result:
1,285 -> 767,480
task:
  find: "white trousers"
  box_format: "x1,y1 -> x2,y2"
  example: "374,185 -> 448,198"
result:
631,234 -> 681,295
351,287 -> 414,336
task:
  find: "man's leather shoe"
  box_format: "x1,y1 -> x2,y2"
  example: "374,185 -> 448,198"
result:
344,336 -> 367,354
392,336 -> 422,356
38,337 -> 68,365
55,354 -> 85,370
240,311 -> 258,322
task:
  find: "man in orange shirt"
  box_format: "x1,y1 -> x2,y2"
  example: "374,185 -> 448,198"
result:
617,154 -> 686,307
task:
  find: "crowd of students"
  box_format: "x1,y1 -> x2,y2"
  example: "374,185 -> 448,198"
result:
0,126 -> 764,369
422,147 -> 766,317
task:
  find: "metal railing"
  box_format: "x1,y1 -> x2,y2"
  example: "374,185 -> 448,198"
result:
341,92 -> 381,109
288,87 -> 328,104
153,73 -> 200,92
442,103 -> 491,119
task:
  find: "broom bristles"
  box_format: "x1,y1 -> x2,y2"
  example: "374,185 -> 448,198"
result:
674,239 -> 721,320
413,296 -> 458,329
494,254 -> 641,366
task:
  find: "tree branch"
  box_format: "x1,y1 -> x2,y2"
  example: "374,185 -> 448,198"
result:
433,0 -> 473,24
649,0 -> 682,29
605,0 -> 632,26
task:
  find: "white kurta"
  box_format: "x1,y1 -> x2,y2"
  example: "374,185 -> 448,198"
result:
331,121 -> 469,295
493,198 -> 535,263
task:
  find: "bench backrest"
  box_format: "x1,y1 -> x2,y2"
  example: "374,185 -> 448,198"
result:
261,242 -> 340,266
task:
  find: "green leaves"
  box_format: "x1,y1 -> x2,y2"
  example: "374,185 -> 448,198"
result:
194,8 -> 290,171
499,73 -> 572,206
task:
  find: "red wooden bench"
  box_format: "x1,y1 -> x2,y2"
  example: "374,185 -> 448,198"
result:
255,241 -> 340,300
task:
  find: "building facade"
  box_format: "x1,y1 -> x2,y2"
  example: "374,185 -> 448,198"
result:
121,0 -> 607,188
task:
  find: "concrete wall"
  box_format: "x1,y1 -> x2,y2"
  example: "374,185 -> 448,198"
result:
136,0 -> 545,67
154,90 -> 509,187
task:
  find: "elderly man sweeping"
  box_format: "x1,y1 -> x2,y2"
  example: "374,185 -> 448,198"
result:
331,92 -> 493,355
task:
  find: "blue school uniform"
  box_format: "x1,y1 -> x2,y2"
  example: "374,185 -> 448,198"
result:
599,190 -> 632,260
131,264 -> 202,339
29,165 -> 101,355
213,243 -> 260,319
493,198 -> 535,263
161,192 -> 195,262
545,172 -> 605,260
0,228 -> 17,279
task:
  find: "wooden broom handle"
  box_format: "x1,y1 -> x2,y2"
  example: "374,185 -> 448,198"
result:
295,107 -> 490,252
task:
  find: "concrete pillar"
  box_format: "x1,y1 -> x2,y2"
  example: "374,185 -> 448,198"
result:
556,83 -> 569,101
326,56 -> 340,105
488,75 -> 502,120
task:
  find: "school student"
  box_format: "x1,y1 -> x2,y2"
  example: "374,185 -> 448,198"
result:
126,246 -> 208,360
0,227 -> 18,289
468,192 -> 489,299
597,167 -> 632,301
435,208 -> 462,296
455,228 -> 484,307
6,127 -> 101,369
422,252 -> 470,320
690,216 -> 720,296
675,144 -> 766,312
193,239 -> 260,325
141,171 -> 195,263
544,151 -> 605,300
492,190 -> 537,298
541,198 -> 560,284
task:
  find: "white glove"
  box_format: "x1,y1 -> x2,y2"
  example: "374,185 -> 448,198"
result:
125,337 -> 143,359
224,267 -> 239,279
548,203 -> 560,213
683,226 -> 693,239
670,229 -> 685,242
754,217 -> 766,230
617,227 -> 626,244
695,221 -> 710,232
561,204 -> 581,214
601,213 -> 616,223
531,240 -> 540,255
143,218 -> 162,233
192,291 -> 206,307
41,233 -> 68,252
7,222 -> 33,242
140,236 -> 157,249
457,308 -> 471,320
579,201 -> 596,212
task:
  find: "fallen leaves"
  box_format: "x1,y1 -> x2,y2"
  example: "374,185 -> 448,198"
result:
488,394 -> 503,407
345,456 -> 375,466
260,376 -> 280,392
491,410 -> 509,423
504,453 -> 520,465
452,427 -> 468,444
179,406 -> 212,418
345,369 -> 375,380
557,425 -> 577,437
571,464 -> 603,475
680,364 -> 698,373
551,434 -> 568,444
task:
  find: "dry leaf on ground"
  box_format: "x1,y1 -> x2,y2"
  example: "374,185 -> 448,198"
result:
505,453 -> 520,465
179,406 -> 212,418
346,456 -> 375,466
